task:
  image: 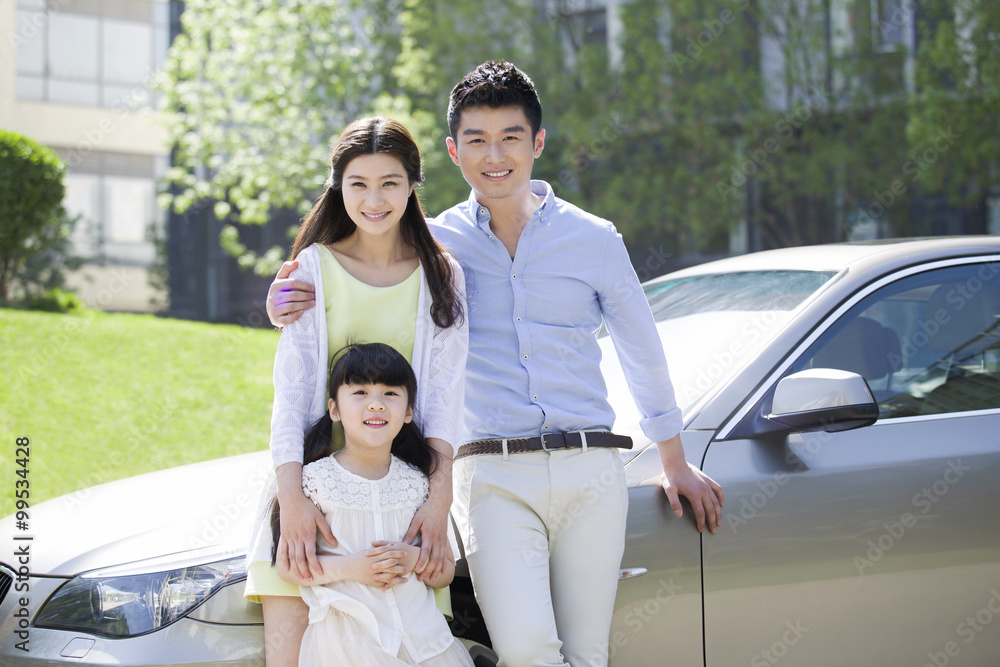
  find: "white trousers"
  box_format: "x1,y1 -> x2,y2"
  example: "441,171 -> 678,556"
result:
453,447 -> 628,667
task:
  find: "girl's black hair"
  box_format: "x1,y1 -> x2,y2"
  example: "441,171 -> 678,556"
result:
270,343 -> 435,564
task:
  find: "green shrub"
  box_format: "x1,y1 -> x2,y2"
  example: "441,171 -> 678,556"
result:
25,287 -> 88,313
0,131 -> 67,303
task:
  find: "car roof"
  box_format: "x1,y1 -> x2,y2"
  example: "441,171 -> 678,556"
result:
656,236 -> 1000,282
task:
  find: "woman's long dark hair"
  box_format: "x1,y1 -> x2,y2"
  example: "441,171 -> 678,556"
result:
292,117 -> 462,329
271,343 -> 436,563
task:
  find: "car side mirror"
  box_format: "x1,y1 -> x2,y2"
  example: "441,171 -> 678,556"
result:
766,369 -> 879,433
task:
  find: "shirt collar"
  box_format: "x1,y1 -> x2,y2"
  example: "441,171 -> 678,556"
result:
467,180 -> 555,231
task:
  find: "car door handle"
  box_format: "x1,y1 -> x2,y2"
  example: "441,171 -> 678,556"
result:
619,567 -> 648,580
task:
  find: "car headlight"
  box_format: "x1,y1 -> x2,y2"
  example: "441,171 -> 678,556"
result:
34,553 -> 246,638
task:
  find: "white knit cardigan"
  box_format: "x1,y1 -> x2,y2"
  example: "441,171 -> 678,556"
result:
269,243 -> 468,468
247,243 -> 467,569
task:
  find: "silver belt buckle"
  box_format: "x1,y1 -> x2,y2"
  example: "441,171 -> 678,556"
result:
539,432 -> 562,451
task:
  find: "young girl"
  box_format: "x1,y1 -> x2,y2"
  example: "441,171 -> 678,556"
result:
276,343 -> 473,667
245,117 -> 467,667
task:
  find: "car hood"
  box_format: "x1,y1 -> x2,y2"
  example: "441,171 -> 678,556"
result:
0,451 -> 272,577
4,336 -> 680,579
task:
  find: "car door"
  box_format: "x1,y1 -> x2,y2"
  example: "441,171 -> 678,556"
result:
700,256 -> 1000,666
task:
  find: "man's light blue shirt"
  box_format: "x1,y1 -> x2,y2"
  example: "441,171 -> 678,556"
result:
431,180 -> 683,444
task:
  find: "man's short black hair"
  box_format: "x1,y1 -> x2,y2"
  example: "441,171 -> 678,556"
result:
447,60 -> 543,139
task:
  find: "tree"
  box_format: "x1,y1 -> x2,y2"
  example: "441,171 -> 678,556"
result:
0,130 -> 67,302
161,0 -> 992,270
601,0 -> 920,251
908,0 -> 1000,210
395,0 -> 918,252
13,209 -> 84,304
156,0 -> 437,275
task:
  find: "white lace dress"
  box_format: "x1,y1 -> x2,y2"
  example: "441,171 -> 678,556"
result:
298,455 -> 473,667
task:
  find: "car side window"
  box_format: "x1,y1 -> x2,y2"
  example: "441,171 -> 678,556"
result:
794,261 -> 1000,418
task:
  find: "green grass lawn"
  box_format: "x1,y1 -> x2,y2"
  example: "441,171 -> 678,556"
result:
0,308 -> 278,518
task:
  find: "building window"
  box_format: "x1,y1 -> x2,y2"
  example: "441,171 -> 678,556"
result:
554,2 -> 615,72
105,177 -> 155,245
13,0 -> 168,109
872,0 -> 906,52
58,150 -> 165,266
568,7 -> 609,52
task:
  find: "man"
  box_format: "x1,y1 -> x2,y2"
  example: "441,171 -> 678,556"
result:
268,61 -> 723,666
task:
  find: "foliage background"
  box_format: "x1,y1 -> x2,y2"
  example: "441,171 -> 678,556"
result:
157,0 -> 999,273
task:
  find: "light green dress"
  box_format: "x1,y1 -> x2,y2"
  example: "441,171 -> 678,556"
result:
319,244 -> 420,450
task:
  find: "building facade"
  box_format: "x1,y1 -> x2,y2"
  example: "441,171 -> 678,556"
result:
1,0 -> 174,311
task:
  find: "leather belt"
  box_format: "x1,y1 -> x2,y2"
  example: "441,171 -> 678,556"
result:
455,431 -> 632,459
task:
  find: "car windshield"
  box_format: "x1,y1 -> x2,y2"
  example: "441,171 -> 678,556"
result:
630,270 -> 834,410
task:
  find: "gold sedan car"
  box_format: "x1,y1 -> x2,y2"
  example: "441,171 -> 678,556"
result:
3,236 -> 999,666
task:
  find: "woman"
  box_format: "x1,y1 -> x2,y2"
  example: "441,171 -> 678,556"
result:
245,117 -> 467,667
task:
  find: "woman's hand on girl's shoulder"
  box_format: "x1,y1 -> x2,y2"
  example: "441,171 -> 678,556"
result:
267,259 -> 317,327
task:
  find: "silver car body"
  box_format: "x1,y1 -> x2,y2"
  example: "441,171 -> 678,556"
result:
3,237 -> 1000,665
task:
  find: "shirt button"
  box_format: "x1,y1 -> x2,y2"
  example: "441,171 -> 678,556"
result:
523,354 -> 528,360
480,208 -> 486,214
544,425 -> 550,430
516,317 -> 521,322
533,395 -> 538,400
512,274 -> 517,279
